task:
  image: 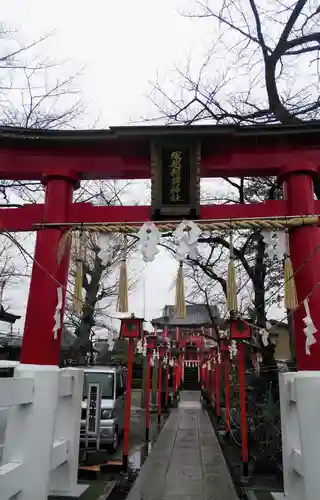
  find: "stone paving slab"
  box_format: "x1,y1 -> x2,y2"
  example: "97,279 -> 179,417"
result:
126,391 -> 239,500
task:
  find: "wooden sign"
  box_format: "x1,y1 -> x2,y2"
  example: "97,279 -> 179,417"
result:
151,140 -> 200,220
85,383 -> 102,450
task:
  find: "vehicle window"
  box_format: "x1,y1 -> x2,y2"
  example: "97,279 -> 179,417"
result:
122,372 -> 127,390
116,372 -> 122,389
116,372 -> 125,396
83,372 -> 114,400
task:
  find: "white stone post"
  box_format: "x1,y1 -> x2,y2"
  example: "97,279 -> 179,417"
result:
49,367 -> 88,498
279,371 -> 320,500
2,364 -> 60,500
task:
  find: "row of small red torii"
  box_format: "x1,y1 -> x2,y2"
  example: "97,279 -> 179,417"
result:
0,124 -> 320,370
120,317 -> 249,476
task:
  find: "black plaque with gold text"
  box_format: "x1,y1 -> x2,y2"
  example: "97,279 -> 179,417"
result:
151,139 -> 200,220
161,147 -> 191,205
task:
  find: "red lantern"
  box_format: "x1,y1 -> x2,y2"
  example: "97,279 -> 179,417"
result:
120,316 -> 143,339
230,319 -> 251,340
195,336 -> 203,348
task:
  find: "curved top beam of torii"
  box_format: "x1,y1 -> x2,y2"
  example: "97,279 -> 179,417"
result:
1,122 -> 320,232
0,122 -> 319,180
2,122 -> 320,372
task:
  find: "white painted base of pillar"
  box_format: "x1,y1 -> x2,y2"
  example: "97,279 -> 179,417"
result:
271,493 -> 287,500
49,484 -> 89,499
0,364 -> 86,500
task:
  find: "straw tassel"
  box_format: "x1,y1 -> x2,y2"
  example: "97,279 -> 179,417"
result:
283,231 -> 298,311
72,232 -> 84,314
57,230 -> 73,264
117,259 -> 129,312
117,236 -> 129,312
284,255 -> 298,310
227,232 -> 238,313
174,262 -> 187,318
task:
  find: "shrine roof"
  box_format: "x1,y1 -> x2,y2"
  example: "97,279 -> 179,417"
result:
151,304 -> 221,327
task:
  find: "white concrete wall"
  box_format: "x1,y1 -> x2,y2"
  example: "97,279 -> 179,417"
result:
0,363 -> 87,500
279,371 -> 320,500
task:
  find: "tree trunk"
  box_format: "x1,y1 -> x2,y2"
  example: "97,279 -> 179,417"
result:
68,254 -> 105,361
253,235 -> 279,402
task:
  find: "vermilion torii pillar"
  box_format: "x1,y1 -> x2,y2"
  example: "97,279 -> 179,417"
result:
0,125 -> 319,369
20,170 -> 78,365
280,161 -> 320,370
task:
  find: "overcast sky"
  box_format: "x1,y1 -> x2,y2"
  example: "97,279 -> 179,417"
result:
0,0 -> 283,335
3,0 -> 211,127
0,0 -> 209,333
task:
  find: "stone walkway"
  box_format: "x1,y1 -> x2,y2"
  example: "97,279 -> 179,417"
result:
126,391 -> 239,500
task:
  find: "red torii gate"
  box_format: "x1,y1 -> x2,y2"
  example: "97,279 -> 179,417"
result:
1,124 -> 320,370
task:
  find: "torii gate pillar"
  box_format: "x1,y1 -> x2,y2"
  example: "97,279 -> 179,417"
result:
280,162 -> 320,370
20,171 -> 78,365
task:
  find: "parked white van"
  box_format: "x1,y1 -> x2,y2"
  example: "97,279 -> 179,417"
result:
80,365 -> 127,452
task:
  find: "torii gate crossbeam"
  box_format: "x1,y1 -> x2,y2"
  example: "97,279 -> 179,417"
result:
0,124 -> 320,370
